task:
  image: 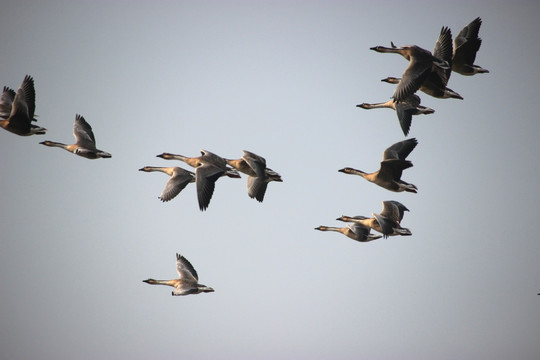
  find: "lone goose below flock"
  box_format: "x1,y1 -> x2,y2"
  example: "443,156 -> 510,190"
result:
142,253 -> 214,296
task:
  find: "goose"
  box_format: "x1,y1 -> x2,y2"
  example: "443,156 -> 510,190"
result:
381,27 -> 463,100
142,253 -> 214,296
0,75 -> 46,136
40,114 -> 111,159
225,150 -> 283,202
156,150 -> 240,211
357,95 -> 433,136
0,86 -> 40,121
337,201 -> 412,238
139,166 -> 196,202
339,138 -> 418,193
370,44 -> 449,103
452,17 -> 489,75
314,223 -> 382,243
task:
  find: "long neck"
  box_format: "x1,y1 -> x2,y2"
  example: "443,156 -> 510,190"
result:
344,216 -> 373,228
143,278 -> 176,287
357,100 -> 394,109
371,46 -> 402,54
341,167 -> 369,178
40,141 -> 71,150
140,166 -> 172,175
159,153 -> 191,163
318,226 -> 347,235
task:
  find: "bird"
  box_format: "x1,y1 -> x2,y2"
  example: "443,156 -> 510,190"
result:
156,150 -> 240,211
338,138 -> 418,193
314,223 -> 382,243
357,95 -> 434,136
370,43 -> 450,103
0,85 -> 39,121
225,150 -> 283,202
337,201 -> 412,238
142,253 -> 214,296
0,75 -> 46,136
452,17 -> 489,75
381,27 -> 463,100
138,166 -> 196,202
40,114 -> 111,159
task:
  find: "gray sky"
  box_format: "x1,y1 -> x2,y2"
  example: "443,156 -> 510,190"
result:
1,1 -> 539,359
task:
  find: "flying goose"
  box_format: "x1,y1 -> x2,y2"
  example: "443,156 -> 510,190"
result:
339,138 -> 418,193
337,201 -> 412,238
156,150 -> 240,211
452,17 -> 489,75
143,253 -> 214,296
225,150 -> 283,202
139,166 -> 196,202
314,223 -> 382,243
357,95 -> 434,136
0,75 -> 46,136
381,27 -> 463,100
40,114 -> 111,159
370,44 -> 449,103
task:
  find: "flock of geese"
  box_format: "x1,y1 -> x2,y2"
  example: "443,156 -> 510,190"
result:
315,18 -> 488,245
2,18 -> 487,296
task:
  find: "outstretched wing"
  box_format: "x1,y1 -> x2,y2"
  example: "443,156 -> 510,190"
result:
160,168 -> 195,202
176,253 -> 199,281
73,114 -> 97,147
383,138 -> 418,161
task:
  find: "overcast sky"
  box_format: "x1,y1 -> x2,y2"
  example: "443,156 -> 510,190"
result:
1,1 -> 539,359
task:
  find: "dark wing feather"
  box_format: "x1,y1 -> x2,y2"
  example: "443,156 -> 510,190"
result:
195,164 -> 224,211
383,138 -> 418,161
433,26 -> 453,82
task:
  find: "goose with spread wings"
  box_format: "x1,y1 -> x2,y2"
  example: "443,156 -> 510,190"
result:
0,75 -> 46,136
139,166 -> 196,202
143,253 -> 214,296
40,114 -> 111,159
339,138 -> 418,193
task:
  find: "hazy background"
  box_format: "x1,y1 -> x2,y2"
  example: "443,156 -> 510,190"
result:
1,1 -> 539,359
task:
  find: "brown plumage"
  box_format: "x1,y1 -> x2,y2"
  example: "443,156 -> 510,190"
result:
143,253 -> 214,296
156,150 -> 240,211
225,150 -> 283,202
339,138 -> 418,193
40,114 -> 111,159
0,75 -> 46,136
